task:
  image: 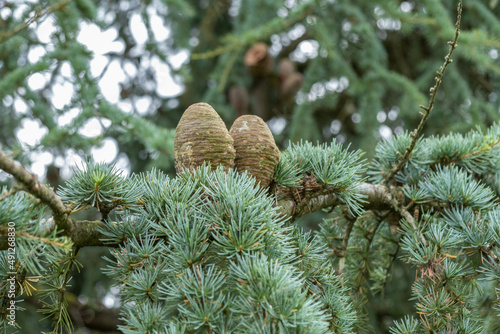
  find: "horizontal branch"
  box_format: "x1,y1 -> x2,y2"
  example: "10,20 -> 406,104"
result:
0,218 -> 109,250
0,149 -> 69,228
1,183 -> 394,249
277,182 -> 391,219
0,149 -> 398,249
0,149 -> 112,249
64,219 -> 109,247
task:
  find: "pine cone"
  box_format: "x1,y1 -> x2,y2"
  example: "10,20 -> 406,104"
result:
174,103 -> 235,174
229,115 -> 280,188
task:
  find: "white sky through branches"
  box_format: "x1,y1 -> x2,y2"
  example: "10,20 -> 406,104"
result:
14,8 -> 188,179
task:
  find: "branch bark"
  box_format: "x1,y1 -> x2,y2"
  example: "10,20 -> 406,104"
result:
0,149 -> 111,248
276,183 -> 391,218
0,149 -> 69,228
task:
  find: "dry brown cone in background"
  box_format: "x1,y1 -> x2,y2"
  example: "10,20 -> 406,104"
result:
244,43 -> 274,77
174,102 -> 235,174
277,58 -> 304,102
278,58 -> 296,80
230,115 -> 280,188
228,85 -> 249,116
280,72 -> 304,102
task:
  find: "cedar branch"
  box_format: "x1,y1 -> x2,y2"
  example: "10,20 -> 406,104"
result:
0,148 -> 399,249
0,146 -> 394,250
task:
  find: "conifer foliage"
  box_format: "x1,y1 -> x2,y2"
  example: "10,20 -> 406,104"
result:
99,165 -> 358,332
1,0 -> 500,333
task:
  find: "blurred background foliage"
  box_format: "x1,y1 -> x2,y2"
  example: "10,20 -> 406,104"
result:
1,0 -> 499,332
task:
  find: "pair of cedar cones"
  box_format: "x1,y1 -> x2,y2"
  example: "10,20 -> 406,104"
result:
174,103 -> 280,188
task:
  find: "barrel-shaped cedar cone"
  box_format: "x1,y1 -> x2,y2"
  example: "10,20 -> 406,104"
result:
174,103 -> 235,174
229,115 -> 280,188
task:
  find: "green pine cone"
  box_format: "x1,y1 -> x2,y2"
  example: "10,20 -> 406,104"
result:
230,115 -> 280,188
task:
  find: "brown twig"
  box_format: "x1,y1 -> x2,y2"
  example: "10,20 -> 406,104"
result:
382,0 -> 462,185
0,229 -> 71,248
445,138 -> 500,166
0,149 -> 70,228
336,213 -> 357,274
0,150 -> 114,249
0,0 -> 72,44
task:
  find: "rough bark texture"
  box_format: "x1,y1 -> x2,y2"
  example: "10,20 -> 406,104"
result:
230,115 -> 280,188
174,102 -> 235,174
